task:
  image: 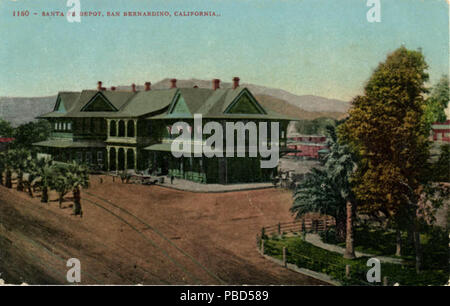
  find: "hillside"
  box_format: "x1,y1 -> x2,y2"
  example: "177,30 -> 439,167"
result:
255,94 -> 346,120
0,96 -> 56,127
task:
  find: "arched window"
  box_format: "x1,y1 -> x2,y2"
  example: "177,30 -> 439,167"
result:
110,121 -> 117,137
127,149 -> 135,170
118,148 -> 125,170
109,148 -> 116,171
127,120 -> 135,137
118,120 -> 125,137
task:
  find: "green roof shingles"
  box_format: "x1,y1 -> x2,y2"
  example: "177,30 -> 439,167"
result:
38,86 -> 296,121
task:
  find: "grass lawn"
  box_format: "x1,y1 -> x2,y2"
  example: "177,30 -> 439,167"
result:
264,235 -> 448,286
320,225 -> 449,271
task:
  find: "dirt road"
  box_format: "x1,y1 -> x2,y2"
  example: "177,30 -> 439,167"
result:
0,175 -> 325,285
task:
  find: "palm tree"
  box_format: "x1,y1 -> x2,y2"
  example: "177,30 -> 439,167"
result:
324,126 -> 357,259
49,163 -> 71,208
2,150 -> 14,189
0,153 -> 5,186
292,167 -> 347,240
292,125 -> 357,259
34,157 -> 54,203
21,155 -> 37,197
8,149 -> 31,192
67,161 -> 89,216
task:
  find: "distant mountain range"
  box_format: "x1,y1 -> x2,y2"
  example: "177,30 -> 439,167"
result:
0,78 -> 349,126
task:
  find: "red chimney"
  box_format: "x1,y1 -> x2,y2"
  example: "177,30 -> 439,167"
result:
97,81 -> 102,91
131,83 -> 136,92
212,79 -> 220,90
144,82 -> 151,91
111,86 -> 116,91
170,78 -> 177,88
233,77 -> 240,89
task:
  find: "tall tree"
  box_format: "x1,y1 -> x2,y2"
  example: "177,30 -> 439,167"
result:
35,156 -> 54,203
12,120 -> 51,150
0,119 -> 14,138
292,125 -> 357,258
0,153 -> 5,186
66,161 -> 89,216
339,47 -> 430,272
424,75 -> 449,126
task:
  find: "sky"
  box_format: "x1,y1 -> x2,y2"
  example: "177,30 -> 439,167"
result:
0,0 -> 448,101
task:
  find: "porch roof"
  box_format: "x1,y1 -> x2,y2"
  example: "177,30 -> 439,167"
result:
33,139 -> 105,148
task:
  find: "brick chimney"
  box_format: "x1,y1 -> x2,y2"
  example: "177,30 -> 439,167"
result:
233,77 -> 240,89
111,86 -> 116,91
212,79 -> 220,90
131,83 -> 136,92
144,82 -> 151,91
97,81 -> 102,91
170,78 -> 177,88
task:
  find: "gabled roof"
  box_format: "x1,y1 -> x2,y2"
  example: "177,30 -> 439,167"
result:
149,87 -> 296,121
119,89 -> 177,117
37,86 -> 297,121
38,92 -> 80,118
66,90 -> 136,117
39,89 -> 178,119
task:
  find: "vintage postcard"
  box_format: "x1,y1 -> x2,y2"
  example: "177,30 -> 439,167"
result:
0,0 -> 448,298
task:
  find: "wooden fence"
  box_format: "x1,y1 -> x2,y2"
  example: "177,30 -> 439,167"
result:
262,217 -> 335,236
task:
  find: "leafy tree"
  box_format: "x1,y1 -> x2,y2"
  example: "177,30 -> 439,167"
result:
292,125 -> 357,258
339,47 -> 432,271
0,119 -> 14,137
12,120 -> 51,150
295,118 -> 337,135
424,75 -> 449,126
431,144 -> 450,182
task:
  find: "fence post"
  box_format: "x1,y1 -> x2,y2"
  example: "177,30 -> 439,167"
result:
282,247 -> 287,267
345,264 -> 350,279
383,276 -> 388,286
261,239 -> 265,254
278,222 -> 281,235
301,219 -> 306,240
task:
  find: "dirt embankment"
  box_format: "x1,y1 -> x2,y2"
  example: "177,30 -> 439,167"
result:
0,176 -> 326,285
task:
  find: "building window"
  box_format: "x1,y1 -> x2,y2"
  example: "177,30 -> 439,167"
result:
86,152 -> 92,164
118,120 -> 125,137
97,151 -> 103,164
76,151 -> 82,162
127,120 -> 135,137
54,123 -> 58,130
110,121 -> 117,137
67,122 -> 72,130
